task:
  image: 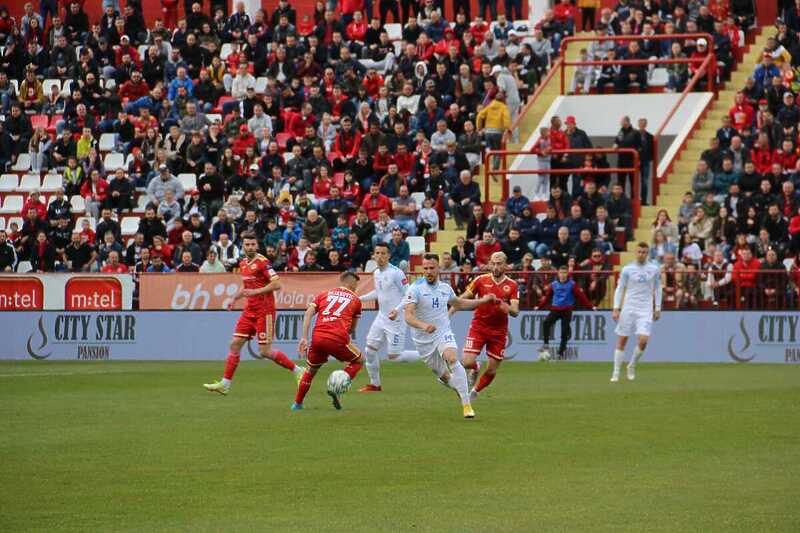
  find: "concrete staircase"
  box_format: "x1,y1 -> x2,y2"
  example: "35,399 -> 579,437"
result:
429,38 -> 588,258
618,30 -> 771,264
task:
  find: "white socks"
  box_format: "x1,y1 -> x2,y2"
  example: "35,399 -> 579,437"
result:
221,378 -> 231,388
391,350 -> 420,363
613,349 -> 625,374
365,348 -> 381,387
449,362 -> 471,406
630,347 -> 644,368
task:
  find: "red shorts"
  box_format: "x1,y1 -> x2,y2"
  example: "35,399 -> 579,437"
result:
234,309 -> 274,344
464,324 -> 507,361
307,336 -> 362,368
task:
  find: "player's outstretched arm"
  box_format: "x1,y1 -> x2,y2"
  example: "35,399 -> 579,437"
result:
451,293 -> 496,311
298,304 -> 316,356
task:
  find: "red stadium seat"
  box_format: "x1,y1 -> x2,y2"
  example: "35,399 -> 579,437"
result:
47,115 -> 62,135
31,115 -> 48,131
333,172 -> 344,188
275,133 -> 292,151
215,95 -> 233,113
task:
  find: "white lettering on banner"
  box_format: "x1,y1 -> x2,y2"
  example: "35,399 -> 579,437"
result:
0,274 -> 133,310
2,311 -> 799,362
70,291 -> 117,309
0,292 -> 36,308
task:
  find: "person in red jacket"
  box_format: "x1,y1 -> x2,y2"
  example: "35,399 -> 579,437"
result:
161,0 -> 179,29
80,172 -> 109,219
475,231 -> 502,270
101,250 -> 130,273
337,0 -> 363,24
333,116 -> 362,170
21,191 -> 47,221
118,71 -> 150,101
548,116 -> 570,189
728,91 -> 754,130
733,247 -> 761,309
789,206 -> 800,255
346,11 -> 367,42
749,135 -> 773,174
285,103 -> 316,140
231,124 -> 256,158
394,143 -> 414,177
114,36 -> 142,69
360,182 -> 392,220
772,139 -> 799,172
361,68 -> 384,98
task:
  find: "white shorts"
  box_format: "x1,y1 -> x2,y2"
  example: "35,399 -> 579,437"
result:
614,309 -> 653,338
414,330 -> 458,364
365,314 -> 406,355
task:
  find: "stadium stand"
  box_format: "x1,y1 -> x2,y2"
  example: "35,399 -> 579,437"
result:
0,0 -> 794,309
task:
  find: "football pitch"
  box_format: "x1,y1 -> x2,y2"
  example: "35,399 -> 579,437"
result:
1,361 -> 798,532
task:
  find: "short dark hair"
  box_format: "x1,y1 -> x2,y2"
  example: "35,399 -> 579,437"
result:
374,242 -> 389,251
423,253 -> 439,262
241,231 -> 258,241
340,271 -> 360,282
637,241 -> 649,249
557,265 -> 569,271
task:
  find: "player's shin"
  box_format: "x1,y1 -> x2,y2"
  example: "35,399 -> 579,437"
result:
475,370 -> 496,393
267,349 -> 297,371
630,345 -> 645,367
222,351 -> 240,387
294,370 -> 315,404
449,361 -> 471,406
364,347 -> 381,386
612,349 -> 625,380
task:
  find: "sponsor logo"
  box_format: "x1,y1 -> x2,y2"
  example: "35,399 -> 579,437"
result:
727,315 -> 799,363
65,278 -> 123,310
0,278 -> 44,310
25,313 -> 137,360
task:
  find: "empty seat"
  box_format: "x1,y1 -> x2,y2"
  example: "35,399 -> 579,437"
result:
104,152 -> 125,171
40,174 -> 63,192
99,133 -> 116,152
0,195 -> 23,214
283,151 -> 295,163
220,43 -> 236,60
120,217 -> 140,236
17,261 -> 33,273
132,194 -> 149,213
275,132 -> 291,150
177,173 -> 197,190
0,217 -> 4,230
0,174 -> 18,191
70,195 -> 85,212
206,113 -> 222,123
19,174 -> 41,192
650,67 -> 669,86
11,154 -> 31,172
31,114 -> 49,131
255,77 -> 268,94
410,192 -> 425,207
384,23 -> 402,41
407,236 -> 426,255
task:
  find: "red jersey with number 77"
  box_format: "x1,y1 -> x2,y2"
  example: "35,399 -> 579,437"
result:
238,254 -> 279,312
466,274 -> 519,332
311,287 -> 362,343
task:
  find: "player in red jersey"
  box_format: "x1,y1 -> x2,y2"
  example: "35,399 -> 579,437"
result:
292,271 -> 364,410
204,232 -> 305,395
457,252 -> 519,400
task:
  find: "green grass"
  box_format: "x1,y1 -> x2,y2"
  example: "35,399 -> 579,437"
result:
0,361 -> 798,532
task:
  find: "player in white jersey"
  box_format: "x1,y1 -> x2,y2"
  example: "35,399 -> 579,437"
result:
404,254 -> 496,419
358,243 -> 419,392
611,242 -> 662,382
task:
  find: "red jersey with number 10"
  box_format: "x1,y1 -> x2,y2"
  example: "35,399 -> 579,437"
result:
238,254 -> 279,312
311,287 -> 362,343
466,274 -> 519,331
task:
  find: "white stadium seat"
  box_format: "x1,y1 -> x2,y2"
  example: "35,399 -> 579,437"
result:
0,174 -> 18,191
75,216 -> 96,231
0,195 -> 23,214
177,173 -> 197,190
407,236 -> 426,256
70,195 -> 85,212
120,217 -> 140,236
104,152 -> 125,171
650,68 -> 669,87
0,217 -> 5,230
220,43 -> 236,60
7,217 -> 23,230
206,113 -> 222,124
11,153 -> 31,172
255,77 -> 268,94
283,151 -> 295,163
385,23 -> 402,41
42,79 -> 61,96
40,174 -> 63,192
410,192 -> 425,207
99,133 -> 116,152
132,194 -> 149,213
17,261 -> 33,273
19,174 -> 41,192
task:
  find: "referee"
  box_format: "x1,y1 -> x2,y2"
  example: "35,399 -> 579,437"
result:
535,265 -> 596,360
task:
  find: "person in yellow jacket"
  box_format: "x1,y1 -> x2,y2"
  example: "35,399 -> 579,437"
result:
476,92 -> 512,170
18,67 -> 45,113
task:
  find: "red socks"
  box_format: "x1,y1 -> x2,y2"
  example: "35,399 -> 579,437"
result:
270,350 -> 296,371
344,362 -> 363,380
475,371 -> 495,392
223,352 -> 240,379
295,371 -> 315,404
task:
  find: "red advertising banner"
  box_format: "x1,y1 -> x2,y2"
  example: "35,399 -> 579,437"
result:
138,273 -> 376,310
64,277 -> 124,310
0,277 -> 44,310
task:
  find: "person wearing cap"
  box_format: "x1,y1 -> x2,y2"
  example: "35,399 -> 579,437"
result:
506,185 -> 531,218
147,163 -> 184,206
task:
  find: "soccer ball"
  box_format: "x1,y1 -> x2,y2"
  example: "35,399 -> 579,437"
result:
327,370 -> 352,395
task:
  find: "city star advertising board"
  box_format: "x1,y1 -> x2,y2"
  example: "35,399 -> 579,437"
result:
1,311 -> 797,363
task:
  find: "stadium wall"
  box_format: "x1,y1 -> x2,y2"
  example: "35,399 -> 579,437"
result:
2,310 -> 798,363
